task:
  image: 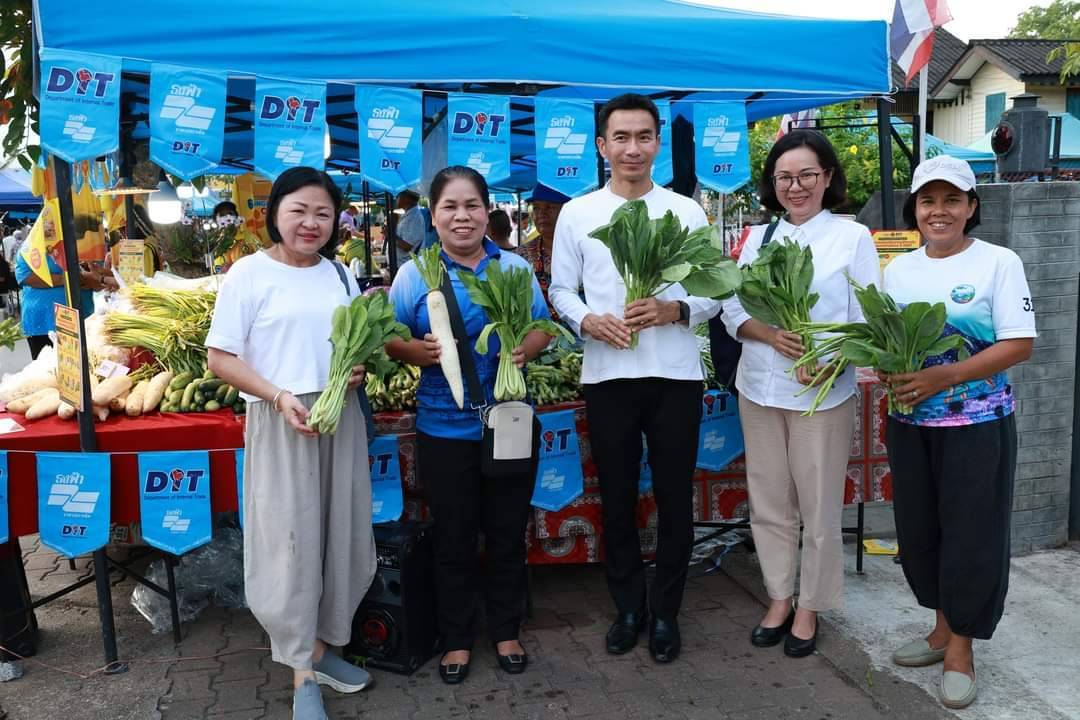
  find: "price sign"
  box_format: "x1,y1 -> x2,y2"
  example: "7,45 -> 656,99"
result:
54,303 -> 84,411
872,230 -> 922,271
117,239 -> 145,286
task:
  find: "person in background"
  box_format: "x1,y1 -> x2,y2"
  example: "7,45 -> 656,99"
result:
486,209 -> 515,250
514,184 -> 570,321
721,129 -> 880,659
883,156 -> 1035,710
16,220 -> 103,359
206,167 -> 375,720
387,166 -> 555,685
550,93 -> 719,664
394,190 -> 438,255
3,226 -> 25,265
338,204 -> 359,233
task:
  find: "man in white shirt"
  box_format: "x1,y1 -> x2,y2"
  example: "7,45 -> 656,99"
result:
549,94 -> 720,664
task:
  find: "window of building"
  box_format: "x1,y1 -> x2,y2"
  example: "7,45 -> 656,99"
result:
985,92 -> 1006,132
1068,88 -> 1080,121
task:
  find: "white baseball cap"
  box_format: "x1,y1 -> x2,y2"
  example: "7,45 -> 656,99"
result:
910,155 -> 977,194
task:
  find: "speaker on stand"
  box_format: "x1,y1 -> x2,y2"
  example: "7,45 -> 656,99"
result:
345,521 -> 439,674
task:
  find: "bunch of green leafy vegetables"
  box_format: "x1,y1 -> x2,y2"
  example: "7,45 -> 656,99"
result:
734,236 -> 818,350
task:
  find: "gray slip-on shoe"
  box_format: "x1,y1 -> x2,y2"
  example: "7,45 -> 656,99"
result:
892,638 -> 947,667
293,678 -> 329,720
313,651 -> 374,694
940,669 -> 977,709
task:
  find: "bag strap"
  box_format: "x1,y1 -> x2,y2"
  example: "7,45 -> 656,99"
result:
761,221 -> 779,248
438,267 -> 486,409
332,260 -> 352,296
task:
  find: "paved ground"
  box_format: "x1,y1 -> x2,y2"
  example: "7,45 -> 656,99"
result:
1,536 -> 957,720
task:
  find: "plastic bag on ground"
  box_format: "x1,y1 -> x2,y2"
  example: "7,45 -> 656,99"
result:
130,526 -> 246,634
690,527 -> 751,575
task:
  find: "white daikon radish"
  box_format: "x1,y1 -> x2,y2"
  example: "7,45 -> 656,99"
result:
413,244 -> 464,409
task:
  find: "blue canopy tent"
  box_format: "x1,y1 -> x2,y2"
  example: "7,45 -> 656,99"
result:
35,0 -> 891,191
0,168 -> 42,215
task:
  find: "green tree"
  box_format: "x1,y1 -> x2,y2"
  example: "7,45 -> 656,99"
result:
1008,0 -> 1080,39
0,0 -> 36,170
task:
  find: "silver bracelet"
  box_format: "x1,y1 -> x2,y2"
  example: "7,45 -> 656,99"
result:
271,389 -> 288,412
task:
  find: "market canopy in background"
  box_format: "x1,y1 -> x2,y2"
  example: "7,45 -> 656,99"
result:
0,168 -> 42,210
33,0 -> 891,192
968,113 -> 1080,171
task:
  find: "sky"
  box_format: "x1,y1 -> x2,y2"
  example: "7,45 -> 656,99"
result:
699,0 -> 1055,41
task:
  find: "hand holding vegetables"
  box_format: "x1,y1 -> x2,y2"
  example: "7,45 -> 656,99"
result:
412,243 -> 464,408
581,313 -> 631,350
278,391 -> 317,437
346,364 -> 367,391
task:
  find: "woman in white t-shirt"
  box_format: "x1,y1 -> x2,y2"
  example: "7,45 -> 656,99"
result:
882,156 -> 1036,710
205,167 -> 376,720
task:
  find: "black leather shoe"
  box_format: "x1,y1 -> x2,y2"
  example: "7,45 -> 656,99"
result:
648,617 -> 681,663
606,612 -> 647,654
751,609 -> 795,648
495,647 -> 528,675
439,655 -> 470,684
784,624 -> 818,658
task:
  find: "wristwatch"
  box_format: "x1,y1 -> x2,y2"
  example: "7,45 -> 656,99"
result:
675,300 -> 690,325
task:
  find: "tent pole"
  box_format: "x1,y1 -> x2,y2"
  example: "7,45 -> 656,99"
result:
516,193 -> 522,246
362,181 -> 373,279
54,158 -> 123,672
385,191 -> 398,279
876,98 -> 896,230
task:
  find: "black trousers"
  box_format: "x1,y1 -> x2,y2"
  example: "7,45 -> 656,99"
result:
583,378 -> 701,620
417,431 -> 535,651
26,334 -> 52,360
886,415 -> 1016,640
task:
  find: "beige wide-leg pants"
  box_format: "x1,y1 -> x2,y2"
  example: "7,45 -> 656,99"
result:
738,394 -> 855,612
243,392 -> 376,670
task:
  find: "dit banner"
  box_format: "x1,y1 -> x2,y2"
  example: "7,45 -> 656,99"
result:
530,410 -> 584,512
447,94 -> 512,187
654,100 -> 674,187
137,451 -> 213,555
355,86 -> 423,194
39,49 -> 121,163
37,452 -> 111,558
534,97 -> 596,199
254,78 -> 327,179
694,102 -> 751,194
368,435 -> 404,524
696,390 -> 745,471
150,63 -> 227,180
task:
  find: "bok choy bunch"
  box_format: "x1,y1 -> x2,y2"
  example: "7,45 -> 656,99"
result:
458,263 -> 572,401
588,200 -> 741,348
793,279 -> 969,415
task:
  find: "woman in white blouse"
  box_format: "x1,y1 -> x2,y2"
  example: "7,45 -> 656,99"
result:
721,130 -> 880,658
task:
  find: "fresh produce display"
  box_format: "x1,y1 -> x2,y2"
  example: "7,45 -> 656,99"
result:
0,317 -> 24,351
307,290 -> 412,434
588,200 -> 741,348
459,263 -> 572,402
794,279 -> 969,415
366,361 -> 420,413
734,236 -> 818,349
525,341 -> 583,406
105,286 -> 216,377
412,243 -> 464,409
157,366 -> 247,415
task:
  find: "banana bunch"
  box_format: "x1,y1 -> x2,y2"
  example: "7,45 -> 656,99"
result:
339,236 -> 367,265
366,361 -> 420,413
526,346 -> 583,407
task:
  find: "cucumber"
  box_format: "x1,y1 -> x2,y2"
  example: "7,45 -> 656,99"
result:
200,378 -> 225,392
180,381 -> 198,411
169,372 -> 193,392
205,400 -> 221,412
224,386 -> 240,405
215,384 -> 230,401
203,368 -> 216,380
169,389 -> 183,405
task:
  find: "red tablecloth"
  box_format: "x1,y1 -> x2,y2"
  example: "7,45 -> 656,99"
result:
1,410 -> 245,538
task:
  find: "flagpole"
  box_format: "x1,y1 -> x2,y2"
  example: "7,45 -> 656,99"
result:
918,65 -> 929,162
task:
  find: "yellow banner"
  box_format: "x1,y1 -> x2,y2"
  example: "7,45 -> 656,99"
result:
117,239 -> 146,286
872,230 -> 922,272
234,173 -> 272,245
54,304 -> 84,412
21,198 -> 63,286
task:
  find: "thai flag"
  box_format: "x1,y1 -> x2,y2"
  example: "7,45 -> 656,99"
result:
891,0 -> 953,86
775,108 -> 817,140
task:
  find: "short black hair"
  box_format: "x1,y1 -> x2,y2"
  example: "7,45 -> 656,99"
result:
212,201 -> 238,218
487,209 -> 511,239
265,167 -> 343,260
758,129 -> 847,214
429,166 -> 491,210
597,93 -> 660,137
903,187 -> 981,235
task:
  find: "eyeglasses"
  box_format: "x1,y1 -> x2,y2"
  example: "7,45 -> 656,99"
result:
772,171 -> 823,191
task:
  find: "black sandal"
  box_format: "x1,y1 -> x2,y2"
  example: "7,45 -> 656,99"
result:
439,653 -> 470,685
494,643 -> 528,674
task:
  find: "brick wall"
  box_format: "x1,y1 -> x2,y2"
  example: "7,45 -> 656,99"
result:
859,181 -> 1080,554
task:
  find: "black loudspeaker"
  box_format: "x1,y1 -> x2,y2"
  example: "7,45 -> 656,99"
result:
0,537 -> 38,661
345,521 -> 439,674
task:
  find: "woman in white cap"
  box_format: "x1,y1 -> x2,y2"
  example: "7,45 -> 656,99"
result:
882,155 -> 1035,709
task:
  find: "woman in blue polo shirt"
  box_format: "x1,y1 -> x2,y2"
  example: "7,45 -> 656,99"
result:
387,166 -> 554,685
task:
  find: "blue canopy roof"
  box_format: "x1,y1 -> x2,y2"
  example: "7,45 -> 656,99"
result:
36,0 -> 889,99
0,168 -> 41,209
34,0 -> 891,191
